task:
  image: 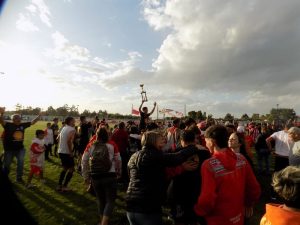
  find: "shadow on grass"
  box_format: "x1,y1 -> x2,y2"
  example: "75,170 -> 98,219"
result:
45,158 -> 62,167
42,176 -> 96,207
17,186 -> 91,225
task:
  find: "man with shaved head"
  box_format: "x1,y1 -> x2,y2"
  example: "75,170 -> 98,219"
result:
0,107 -> 40,183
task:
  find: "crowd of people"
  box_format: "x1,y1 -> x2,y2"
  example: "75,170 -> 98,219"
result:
0,104 -> 300,225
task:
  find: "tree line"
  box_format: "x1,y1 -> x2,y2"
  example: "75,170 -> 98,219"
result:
11,103 -> 138,120
187,108 -> 297,123
8,103 -> 298,123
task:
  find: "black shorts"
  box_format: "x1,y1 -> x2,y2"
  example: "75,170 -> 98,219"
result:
274,155 -> 289,172
59,153 -> 75,168
53,135 -> 59,145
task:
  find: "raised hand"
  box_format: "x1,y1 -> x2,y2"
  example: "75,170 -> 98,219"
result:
0,107 -> 5,114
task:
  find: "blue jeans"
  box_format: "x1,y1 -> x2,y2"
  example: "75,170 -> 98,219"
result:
2,149 -> 26,180
127,212 -> 162,225
92,176 -> 117,217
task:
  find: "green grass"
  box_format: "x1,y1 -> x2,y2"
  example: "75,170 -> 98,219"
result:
0,122 -> 272,225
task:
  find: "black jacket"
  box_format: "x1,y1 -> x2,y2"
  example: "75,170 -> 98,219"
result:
255,132 -> 269,151
126,145 -> 197,213
171,146 -> 211,206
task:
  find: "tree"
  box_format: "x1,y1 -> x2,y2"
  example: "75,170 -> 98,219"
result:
270,108 -> 296,123
240,114 -> 250,120
224,113 -> 234,122
203,112 -> 207,120
207,114 -> 213,119
56,106 -> 69,116
188,111 -> 197,119
81,109 -> 91,117
20,106 -> 31,115
46,106 -> 56,116
251,113 -> 260,121
31,107 -> 41,115
90,111 -> 97,118
260,114 -> 267,122
196,110 -> 205,121
69,105 -> 79,117
15,103 -> 22,112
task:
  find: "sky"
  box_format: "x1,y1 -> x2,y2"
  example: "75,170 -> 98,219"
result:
0,0 -> 300,118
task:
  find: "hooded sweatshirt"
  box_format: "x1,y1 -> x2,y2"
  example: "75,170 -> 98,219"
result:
30,138 -> 45,168
194,148 -> 260,225
260,204 -> 300,225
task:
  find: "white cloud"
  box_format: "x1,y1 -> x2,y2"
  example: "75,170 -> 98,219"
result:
92,51 -> 145,88
32,0 -> 52,27
16,13 -> 39,32
142,0 -> 172,30
140,0 -> 300,115
26,4 -> 37,14
45,31 -> 91,62
68,63 -> 103,75
18,0 -> 52,30
99,0 -> 300,116
93,57 -> 120,70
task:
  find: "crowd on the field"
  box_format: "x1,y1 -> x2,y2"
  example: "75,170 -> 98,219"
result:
0,105 -> 300,225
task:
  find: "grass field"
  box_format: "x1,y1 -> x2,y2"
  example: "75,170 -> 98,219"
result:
0,121 -> 274,225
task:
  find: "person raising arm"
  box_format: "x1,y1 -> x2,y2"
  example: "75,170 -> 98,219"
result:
138,101 -> 157,132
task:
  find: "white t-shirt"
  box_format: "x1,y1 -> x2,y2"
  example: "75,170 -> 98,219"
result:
44,128 -> 54,145
271,130 -> 292,157
58,125 -> 75,154
289,140 -> 300,166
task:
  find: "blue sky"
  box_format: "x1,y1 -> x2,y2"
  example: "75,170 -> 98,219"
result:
1,0 -> 300,117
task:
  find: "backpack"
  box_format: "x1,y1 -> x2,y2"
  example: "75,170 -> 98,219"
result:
89,141 -> 112,174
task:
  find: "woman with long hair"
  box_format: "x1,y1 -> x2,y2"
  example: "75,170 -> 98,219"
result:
81,128 -> 121,225
228,132 -> 254,167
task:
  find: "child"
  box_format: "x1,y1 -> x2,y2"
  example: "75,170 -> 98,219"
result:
26,130 -> 46,188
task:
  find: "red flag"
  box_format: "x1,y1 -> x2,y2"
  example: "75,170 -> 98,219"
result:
132,108 -> 140,116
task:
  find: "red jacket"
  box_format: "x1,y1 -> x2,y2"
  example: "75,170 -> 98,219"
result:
111,129 -> 129,153
194,148 -> 260,225
84,135 -> 119,154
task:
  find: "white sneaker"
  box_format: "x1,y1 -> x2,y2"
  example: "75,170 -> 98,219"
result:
26,183 -> 35,189
62,186 -> 72,192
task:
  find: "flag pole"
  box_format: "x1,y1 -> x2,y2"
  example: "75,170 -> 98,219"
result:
156,103 -> 158,120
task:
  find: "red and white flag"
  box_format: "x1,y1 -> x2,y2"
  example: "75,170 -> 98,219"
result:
159,108 -> 184,118
175,111 -> 184,117
132,108 -> 140,116
159,108 -> 174,114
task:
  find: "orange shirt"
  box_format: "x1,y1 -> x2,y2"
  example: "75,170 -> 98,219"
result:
260,204 -> 300,225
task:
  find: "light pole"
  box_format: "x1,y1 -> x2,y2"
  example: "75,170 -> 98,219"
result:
276,104 -> 279,126
76,105 -> 79,116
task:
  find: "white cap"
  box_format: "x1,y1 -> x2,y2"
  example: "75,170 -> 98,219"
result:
237,125 -> 245,133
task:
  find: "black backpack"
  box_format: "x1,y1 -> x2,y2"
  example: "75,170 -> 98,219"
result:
89,141 -> 112,174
